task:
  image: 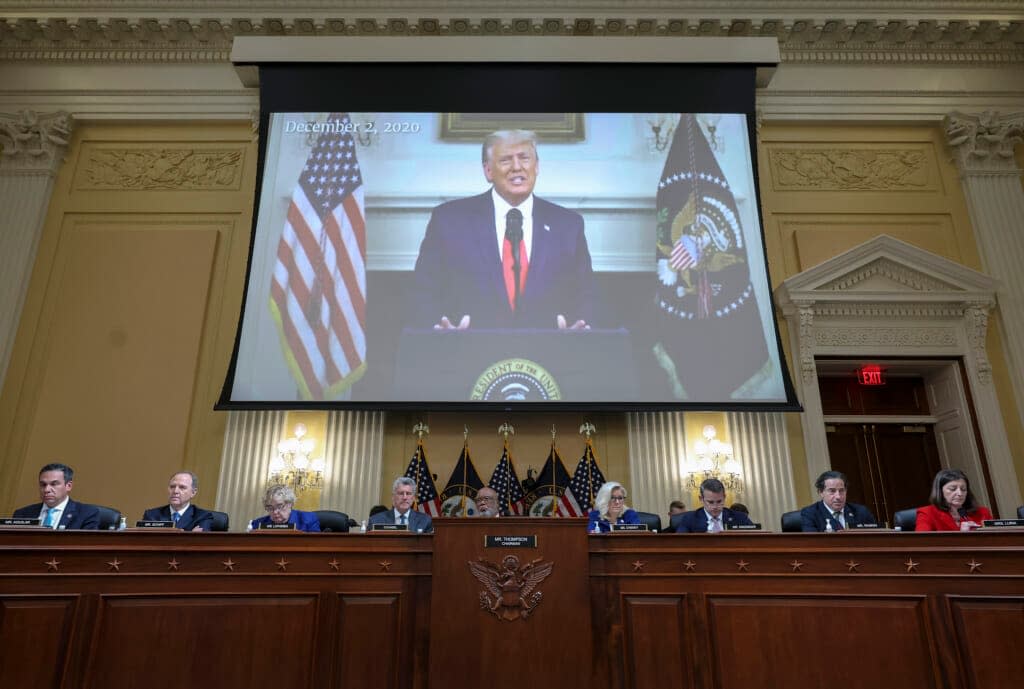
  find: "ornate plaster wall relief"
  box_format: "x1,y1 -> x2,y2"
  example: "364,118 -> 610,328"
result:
0,15 -> 1021,65
768,148 -> 930,190
0,110 -> 72,173
80,147 -> 243,190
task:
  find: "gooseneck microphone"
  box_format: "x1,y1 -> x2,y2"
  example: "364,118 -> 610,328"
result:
505,208 -> 524,309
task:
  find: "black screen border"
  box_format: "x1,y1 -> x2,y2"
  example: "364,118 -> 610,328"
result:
217,62 -> 801,413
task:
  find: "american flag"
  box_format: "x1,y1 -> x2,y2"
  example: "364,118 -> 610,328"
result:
405,441 -> 441,516
269,113 -> 366,400
489,441 -> 526,516
568,440 -> 607,513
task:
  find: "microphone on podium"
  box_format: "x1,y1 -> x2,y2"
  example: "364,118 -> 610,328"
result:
505,208 -> 524,309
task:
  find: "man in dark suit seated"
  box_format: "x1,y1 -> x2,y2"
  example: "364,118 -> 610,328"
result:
13,462 -> 99,529
142,471 -> 213,531
409,129 -> 596,331
368,477 -> 434,533
800,470 -> 877,532
675,478 -> 752,532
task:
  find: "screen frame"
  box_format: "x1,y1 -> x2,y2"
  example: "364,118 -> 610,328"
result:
217,52 -> 800,412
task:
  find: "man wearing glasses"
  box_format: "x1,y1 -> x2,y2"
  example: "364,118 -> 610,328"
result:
249,484 -> 321,532
473,486 -> 502,518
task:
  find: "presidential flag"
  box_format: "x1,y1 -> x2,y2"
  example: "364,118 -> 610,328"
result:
269,113 -> 367,400
405,441 -> 441,517
568,439 -> 606,513
489,440 -> 527,516
523,444 -> 583,517
440,443 -> 485,517
653,114 -> 770,399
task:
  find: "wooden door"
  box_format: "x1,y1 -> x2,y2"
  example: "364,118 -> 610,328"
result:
826,423 -> 942,525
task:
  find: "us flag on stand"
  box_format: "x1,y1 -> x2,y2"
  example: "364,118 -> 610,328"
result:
568,440 -> 606,513
489,441 -> 526,516
405,441 -> 441,517
269,113 -> 367,400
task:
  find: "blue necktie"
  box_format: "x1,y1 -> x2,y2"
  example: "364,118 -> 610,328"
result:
400,513 -> 407,526
173,512 -> 181,527
43,507 -> 55,528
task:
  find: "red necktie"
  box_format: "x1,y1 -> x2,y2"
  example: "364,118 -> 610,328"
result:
502,238 -> 529,310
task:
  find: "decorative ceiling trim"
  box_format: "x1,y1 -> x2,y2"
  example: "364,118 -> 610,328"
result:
1,16 -> 1022,64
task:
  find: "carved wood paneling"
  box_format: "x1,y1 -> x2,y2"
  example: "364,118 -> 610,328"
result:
706,595 -> 939,689
335,595 -> 402,689
946,595 -> 1024,689
622,595 -> 694,689
0,596 -> 77,687
86,594 -> 320,689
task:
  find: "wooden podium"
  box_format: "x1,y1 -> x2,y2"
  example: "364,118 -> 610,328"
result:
429,517 -> 592,689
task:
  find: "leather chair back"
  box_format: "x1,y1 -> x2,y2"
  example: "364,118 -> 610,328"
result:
94,505 -> 122,531
780,510 -> 803,533
208,510 -> 230,532
893,508 -> 917,532
634,511 -> 662,533
315,510 -> 350,532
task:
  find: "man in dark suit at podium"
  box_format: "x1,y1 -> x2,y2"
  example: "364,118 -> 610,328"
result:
14,462 -> 100,529
800,470 -> 877,531
675,478 -> 752,533
410,129 -> 596,331
142,471 -> 213,531
368,477 -> 434,533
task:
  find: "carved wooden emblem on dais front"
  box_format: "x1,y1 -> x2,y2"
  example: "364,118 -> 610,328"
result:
468,554 -> 554,621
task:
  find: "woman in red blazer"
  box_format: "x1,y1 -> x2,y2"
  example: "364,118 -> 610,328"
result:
915,468 -> 992,531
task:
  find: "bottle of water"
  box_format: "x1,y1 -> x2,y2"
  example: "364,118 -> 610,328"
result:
117,516 -> 127,531
825,519 -> 834,533
360,520 -> 367,533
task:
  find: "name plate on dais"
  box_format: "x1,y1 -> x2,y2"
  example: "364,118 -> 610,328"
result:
371,523 -> 408,532
484,535 -> 537,548
610,524 -> 648,532
726,523 -> 762,530
259,522 -> 296,530
136,520 -> 174,528
0,518 -> 41,527
851,523 -> 882,529
983,518 -> 1024,528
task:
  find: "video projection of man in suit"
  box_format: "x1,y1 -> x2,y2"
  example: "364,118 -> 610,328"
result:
409,129 -> 596,331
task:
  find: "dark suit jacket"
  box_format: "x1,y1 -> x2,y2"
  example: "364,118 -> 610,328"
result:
249,509 -> 320,532
800,501 -> 878,532
14,499 -> 100,530
674,507 -> 753,533
410,191 -> 596,329
142,504 -> 213,531
368,509 -> 433,533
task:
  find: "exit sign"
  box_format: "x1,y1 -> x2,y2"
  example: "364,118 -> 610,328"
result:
857,365 -> 885,386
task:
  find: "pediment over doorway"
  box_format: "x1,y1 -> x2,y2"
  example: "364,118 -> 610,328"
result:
776,235 -> 996,305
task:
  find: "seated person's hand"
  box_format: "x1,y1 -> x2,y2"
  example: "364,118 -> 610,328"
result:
557,314 -> 590,330
434,314 -> 471,330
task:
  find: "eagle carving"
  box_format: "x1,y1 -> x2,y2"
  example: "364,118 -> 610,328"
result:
467,554 -> 555,621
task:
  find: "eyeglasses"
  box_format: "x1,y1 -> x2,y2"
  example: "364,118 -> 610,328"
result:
264,503 -> 291,513
610,495 -> 626,502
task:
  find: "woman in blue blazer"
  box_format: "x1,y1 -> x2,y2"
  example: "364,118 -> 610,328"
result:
587,481 -> 641,533
249,485 -> 320,532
